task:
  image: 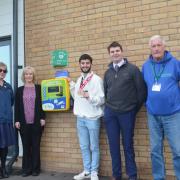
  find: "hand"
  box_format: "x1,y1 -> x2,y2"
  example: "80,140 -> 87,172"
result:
78,89 -> 89,99
66,77 -> 71,83
77,89 -> 84,96
15,122 -> 20,129
40,119 -> 45,126
83,91 -> 89,99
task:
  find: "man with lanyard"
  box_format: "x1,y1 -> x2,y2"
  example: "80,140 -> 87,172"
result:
69,54 -> 104,180
103,41 -> 147,180
142,35 -> 180,180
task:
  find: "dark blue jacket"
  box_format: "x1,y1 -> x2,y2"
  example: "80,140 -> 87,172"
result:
0,81 -> 14,123
142,51 -> 180,115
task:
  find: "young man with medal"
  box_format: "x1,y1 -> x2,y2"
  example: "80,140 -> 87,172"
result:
69,54 -> 104,180
142,35 -> 180,180
103,42 -> 147,180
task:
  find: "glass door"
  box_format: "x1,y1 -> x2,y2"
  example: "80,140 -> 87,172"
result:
0,37 -> 11,84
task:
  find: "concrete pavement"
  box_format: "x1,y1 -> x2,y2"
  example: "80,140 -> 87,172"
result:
5,157 -> 110,180
7,169 -> 110,180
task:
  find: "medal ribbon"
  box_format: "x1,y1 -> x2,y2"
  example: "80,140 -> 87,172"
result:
79,73 -> 93,90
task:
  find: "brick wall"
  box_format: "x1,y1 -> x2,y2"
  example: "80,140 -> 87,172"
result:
24,0 -> 180,179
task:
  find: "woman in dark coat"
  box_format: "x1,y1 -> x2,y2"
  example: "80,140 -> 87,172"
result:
0,62 -> 15,178
15,66 -> 45,177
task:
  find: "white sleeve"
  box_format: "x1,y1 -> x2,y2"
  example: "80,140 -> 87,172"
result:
88,78 -> 105,106
69,81 -> 76,99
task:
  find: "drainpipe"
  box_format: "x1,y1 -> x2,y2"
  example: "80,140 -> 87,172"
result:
13,0 -> 18,90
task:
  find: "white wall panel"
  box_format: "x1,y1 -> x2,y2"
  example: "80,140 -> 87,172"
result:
0,0 -> 13,36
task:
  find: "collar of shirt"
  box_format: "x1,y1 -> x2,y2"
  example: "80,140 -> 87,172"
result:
81,71 -> 94,79
113,59 -> 125,69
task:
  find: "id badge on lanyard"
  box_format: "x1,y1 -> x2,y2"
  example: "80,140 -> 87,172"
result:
151,62 -> 165,92
152,82 -> 161,91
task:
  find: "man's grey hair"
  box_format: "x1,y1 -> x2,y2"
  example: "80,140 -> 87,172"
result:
149,35 -> 166,47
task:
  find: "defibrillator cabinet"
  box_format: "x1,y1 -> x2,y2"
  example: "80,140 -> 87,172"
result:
41,78 -> 70,111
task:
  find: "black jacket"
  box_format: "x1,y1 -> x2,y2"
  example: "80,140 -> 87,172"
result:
104,59 -> 147,113
14,84 -> 45,133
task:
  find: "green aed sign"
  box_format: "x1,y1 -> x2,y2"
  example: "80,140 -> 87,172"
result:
50,50 -> 68,67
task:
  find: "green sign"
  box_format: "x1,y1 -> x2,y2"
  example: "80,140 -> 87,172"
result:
50,50 -> 68,67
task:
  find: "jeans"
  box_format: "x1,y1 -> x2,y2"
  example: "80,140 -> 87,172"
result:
104,106 -> 137,179
77,116 -> 100,173
147,112 -> 180,180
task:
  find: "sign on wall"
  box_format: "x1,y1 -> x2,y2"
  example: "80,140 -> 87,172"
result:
50,50 -> 68,67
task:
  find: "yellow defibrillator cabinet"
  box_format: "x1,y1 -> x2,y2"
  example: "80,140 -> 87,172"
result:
41,78 -> 70,111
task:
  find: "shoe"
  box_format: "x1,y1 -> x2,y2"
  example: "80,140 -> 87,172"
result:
91,172 -> 99,180
32,172 -> 39,176
73,170 -> 91,180
1,168 -> 8,178
22,172 -> 31,177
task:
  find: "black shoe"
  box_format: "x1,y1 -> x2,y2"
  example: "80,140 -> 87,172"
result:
32,172 -> 39,176
22,172 -> 31,177
1,168 -> 8,178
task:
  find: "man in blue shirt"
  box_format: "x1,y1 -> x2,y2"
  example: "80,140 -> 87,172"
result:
142,35 -> 180,180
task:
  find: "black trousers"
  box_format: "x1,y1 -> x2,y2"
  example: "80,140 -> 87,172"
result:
0,147 -> 8,168
20,124 -> 42,174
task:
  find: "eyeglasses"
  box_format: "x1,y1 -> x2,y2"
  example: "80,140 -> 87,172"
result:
0,69 -> 7,73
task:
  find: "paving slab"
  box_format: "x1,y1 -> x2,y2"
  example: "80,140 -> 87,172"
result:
8,169 -> 110,180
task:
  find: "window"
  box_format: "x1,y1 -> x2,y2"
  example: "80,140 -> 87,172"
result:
0,37 -> 11,84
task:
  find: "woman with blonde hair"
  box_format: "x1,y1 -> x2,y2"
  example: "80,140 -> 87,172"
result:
15,66 -> 45,177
